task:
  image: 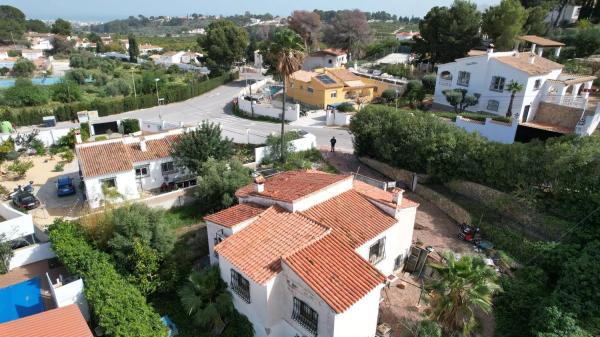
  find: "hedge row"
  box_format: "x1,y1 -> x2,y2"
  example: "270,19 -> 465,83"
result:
49,220 -> 167,337
1,72 -> 239,127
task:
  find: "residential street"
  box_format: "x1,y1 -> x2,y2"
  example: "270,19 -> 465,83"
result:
27,73 -> 354,151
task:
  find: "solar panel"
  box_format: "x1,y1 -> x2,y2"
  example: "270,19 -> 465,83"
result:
316,75 -> 337,84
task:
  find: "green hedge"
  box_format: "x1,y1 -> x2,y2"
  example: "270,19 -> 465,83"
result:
350,105 -> 600,221
433,111 -> 511,123
1,72 -> 239,127
49,220 -> 167,337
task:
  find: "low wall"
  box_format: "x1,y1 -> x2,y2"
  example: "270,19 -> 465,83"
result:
139,119 -> 184,133
325,110 -> 353,126
47,275 -> 90,321
255,133 -> 317,164
0,127 -> 73,148
455,116 -> 517,144
9,242 -> 55,270
141,186 -> 197,210
238,98 -> 300,122
358,157 -> 426,190
0,203 -> 34,241
414,184 -> 472,225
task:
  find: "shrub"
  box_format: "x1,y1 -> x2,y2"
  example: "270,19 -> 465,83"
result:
3,78 -> 50,107
336,102 -> 355,112
48,220 -> 167,337
95,135 -> 108,141
172,121 -> 234,174
7,159 -> 34,177
12,58 -> 35,77
0,233 -> 14,275
65,68 -> 88,85
381,89 -> 399,103
194,159 -> 252,213
29,139 -> 46,155
53,162 -> 65,172
51,80 -> 82,103
120,118 -> 140,134
422,74 -> 437,94
60,149 -> 74,162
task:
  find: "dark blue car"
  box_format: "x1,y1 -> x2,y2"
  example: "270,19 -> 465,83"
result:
56,176 -> 76,197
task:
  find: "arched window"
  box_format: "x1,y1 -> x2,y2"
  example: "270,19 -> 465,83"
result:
440,71 -> 453,81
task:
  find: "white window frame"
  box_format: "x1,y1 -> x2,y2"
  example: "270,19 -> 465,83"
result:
330,91 -> 337,98
135,164 -> 150,178
490,76 -> 506,92
369,237 -> 386,265
457,71 -> 470,87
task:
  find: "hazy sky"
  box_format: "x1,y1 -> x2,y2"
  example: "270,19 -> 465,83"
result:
2,0 -> 500,22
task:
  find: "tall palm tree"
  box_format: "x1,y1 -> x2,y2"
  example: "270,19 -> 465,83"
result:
270,28 -> 305,161
506,81 -> 524,118
426,252 -> 501,336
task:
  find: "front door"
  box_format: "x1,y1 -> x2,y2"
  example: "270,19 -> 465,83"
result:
522,105 -> 530,122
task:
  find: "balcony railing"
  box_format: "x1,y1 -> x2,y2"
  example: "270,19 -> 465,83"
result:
542,95 -> 587,109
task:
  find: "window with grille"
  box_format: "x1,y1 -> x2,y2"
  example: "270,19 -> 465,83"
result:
457,71 -> 470,87
161,161 -> 175,174
486,100 -> 500,112
292,297 -> 318,335
135,165 -> 149,178
230,269 -> 250,303
490,76 -> 506,92
369,237 -> 386,264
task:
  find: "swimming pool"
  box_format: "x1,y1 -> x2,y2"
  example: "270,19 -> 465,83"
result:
270,85 -> 283,96
0,77 -> 62,88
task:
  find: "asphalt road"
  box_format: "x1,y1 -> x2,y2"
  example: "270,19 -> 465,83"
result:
56,73 -> 354,151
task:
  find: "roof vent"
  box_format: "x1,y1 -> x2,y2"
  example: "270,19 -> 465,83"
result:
253,172 -> 265,193
391,187 -> 404,207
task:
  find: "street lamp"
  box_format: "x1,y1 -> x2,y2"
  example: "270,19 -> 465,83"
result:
154,78 -> 160,105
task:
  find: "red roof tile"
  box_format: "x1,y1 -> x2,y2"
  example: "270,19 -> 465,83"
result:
301,189 -> 398,248
204,203 -> 267,228
0,304 -> 93,337
284,233 -> 386,313
125,135 -> 179,162
215,206 -> 329,284
236,170 -> 351,202
77,141 -> 132,178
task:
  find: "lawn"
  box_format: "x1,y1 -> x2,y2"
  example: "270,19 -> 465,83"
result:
163,204 -> 204,231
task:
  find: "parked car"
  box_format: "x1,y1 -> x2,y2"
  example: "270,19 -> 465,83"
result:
12,191 -> 40,210
56,176 -> 76,197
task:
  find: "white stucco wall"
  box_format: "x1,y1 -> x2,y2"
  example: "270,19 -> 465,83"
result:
303,55 -> 346,70
326,110 -> 353,126
46,275 -> 90,321
238,98 -> 301,122
83,170 -> 139,209
332,285 -> 383,337
455,116 -> 518,144
254,133 -> 317,164
0,203 -> 34,241
0,127 -> 73,148
9,242 -> 56,270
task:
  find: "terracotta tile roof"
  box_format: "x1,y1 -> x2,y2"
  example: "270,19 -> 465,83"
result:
326,68 -> 362,83
284,233 -> 386,313
125,134 -> 179,162
519,35 -> 565,47
301,189 -> 397,248
215,206 -> 329,284
204,203 -> 267,228
0,304 -> 93,337
353,180 -> 419,209
290,70 -> 319,82
235,170 -> 351,203
495,52 -> 563,75
77,141 -> 132,178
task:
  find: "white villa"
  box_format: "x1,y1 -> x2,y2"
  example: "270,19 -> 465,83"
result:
154,51 -> 202,66
303,49 -> 348,71
75,128 -> 196,209
434,35 -> 599,138
25,32 -> 55,50
205,170 -> 419,337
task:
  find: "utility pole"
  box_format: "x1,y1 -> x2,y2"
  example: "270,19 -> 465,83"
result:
155,78 -> 160,105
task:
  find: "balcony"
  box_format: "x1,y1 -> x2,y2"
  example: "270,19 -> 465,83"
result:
542,95 -> 587,109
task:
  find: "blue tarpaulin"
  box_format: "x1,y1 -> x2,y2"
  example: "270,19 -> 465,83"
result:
0,277 -> 44,323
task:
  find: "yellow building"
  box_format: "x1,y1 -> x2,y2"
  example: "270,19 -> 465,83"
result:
286,68 -> 383,109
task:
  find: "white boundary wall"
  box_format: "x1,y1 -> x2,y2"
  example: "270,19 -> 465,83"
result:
0,127 -> 73,148
455,116 -> 518,144
238,98 -> 300,122
254,133 -> 317,164
9,242 -> 55,270
0,202 -> 34,241
46,274 -> 90,321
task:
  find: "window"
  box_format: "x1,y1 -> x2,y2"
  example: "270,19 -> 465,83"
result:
330,91 -> 337,98
230,269 -> 251,303
161,161 -> 175,174
307,87 -> 314,93
457,71 -> 470,87
135,165 -> 149,178
100,177 -> 116,189
369,237 -> 386,264
490,76 -> 506,92
292,297 -> 318,335
394,254 -> 405,271
534,79 -> 542,90
440,71 -> 452,81
487,100 -> 500,112
328,59 -> 333,64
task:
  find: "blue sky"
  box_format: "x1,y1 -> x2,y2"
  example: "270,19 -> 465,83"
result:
1,0 -> 500,22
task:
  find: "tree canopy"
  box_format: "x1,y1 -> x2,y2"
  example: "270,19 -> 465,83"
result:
12,58 -> 35,77
482,0 -> 528,50
288,10 -> 321,52
51,18 -> 72,36
414,0 -> 481,63
3,78 -> 49,107
322,10 -> 373,59
0,5 -> 26,44
128,34 -> 139,63
199,20 -> 248,76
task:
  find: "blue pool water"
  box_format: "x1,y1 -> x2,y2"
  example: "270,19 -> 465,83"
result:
0,277 -> 44,323
270,85 -> 283,96
0,77 -> 62,88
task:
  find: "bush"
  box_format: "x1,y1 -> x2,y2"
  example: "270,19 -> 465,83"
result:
51,80 -> 82,103
60,149 -> 74,162
381,89 -> 399,103
65,69 -> 88,85
3,78 -> 50,107
53,162 -> 65,172
7,159 -> 34,177
29,139 -> 46,155
48,220 -> 167,337
105,79 -> 131,97
172,121 -> 234,174
194,159 -> 252,213
422,74 -> 437,94
120,118 -> 140,134
336,102 -> 355,112
12,58 -> 35,77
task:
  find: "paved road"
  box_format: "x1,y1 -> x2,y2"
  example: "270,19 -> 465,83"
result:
43,73 -> 354,151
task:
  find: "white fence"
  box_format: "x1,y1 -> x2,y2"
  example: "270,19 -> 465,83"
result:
455,116 -> 518,144
542,95 -> 587,109
139,119 -> 184,133
326,110 -> 353,126
238,98 -> 300,122
9,242 -> 55,270
254,133 -> 317,164
47,274 -> 90,321
0,202 -> 34,241
0,127 -> 73,148
575,104 -> 600,136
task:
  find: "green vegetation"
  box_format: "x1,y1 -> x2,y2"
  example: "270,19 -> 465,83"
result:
0,5 -> 26,44
194,158 -> 252,214
3,78 -> 50,107
442,88 -> 481,114
231,103 -> 282,123
200,20 -> 248,76
432,110 -> 511,123
7,159 -> 33,177
482,0 -> 528,50
49,219 -> 167,337
12,58 -> 35,77
0,233 -> 13,275
120,118 -> 140,134
172,121 -> 234,174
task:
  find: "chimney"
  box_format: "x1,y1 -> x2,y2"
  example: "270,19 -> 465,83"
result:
74,130 -> 82,144
253,172 -> 265,193
529,53 -> 536,64
139,137 -> 147,152
391,187 -> 404,207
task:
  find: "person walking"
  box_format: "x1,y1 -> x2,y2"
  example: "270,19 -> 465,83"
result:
330,136 -> 337,152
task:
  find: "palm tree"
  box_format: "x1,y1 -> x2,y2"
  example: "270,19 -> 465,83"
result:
506,81 -> 524,118
178,266 -> 234,334
425,252 -> 501,336
270,28 -> 305,161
